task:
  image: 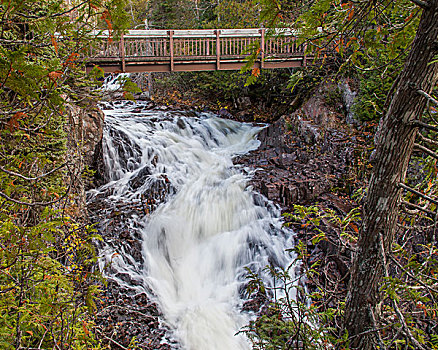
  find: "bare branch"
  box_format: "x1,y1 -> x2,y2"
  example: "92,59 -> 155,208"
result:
0,185 -> 70,207
418,89 -> 438,105
0,163 -> 67,181
399,183 -> 438,205
14,1 -> 89,20
414,120 -> 438,132
94,329 -> 129,350
379,234 -> 428,350
409,0 -> 431,9
418,132 -> 438,147
413,143 -> 438,160
401,200 -> 436,216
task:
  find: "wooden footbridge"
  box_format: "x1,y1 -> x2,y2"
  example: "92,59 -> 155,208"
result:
86,28 -> 308,73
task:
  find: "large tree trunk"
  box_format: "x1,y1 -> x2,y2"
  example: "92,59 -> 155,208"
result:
343,2 -> 438,349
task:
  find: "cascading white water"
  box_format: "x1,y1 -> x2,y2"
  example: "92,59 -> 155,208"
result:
89,101 -> 295,350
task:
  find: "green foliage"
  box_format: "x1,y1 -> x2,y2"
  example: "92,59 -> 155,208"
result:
294,0 -> 420,61
252,0 -> 420,121
205,0 -> 262,28
147,0 -> 201,29
115,75 -> 142,100
352,55 -> 404,121
155,69 -> 295,116
249,179 -> 438,349
0,212 -> 102,349
241,242 -> 344,349
146,0 -> 261,29
0,0 -> 129,348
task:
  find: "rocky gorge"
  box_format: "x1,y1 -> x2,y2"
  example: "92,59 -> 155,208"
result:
78,76 -> 369,349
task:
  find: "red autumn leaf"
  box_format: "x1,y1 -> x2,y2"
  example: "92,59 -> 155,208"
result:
347,8 -> 354,21
8,112 -> 26,131
51,35 -> 58,54
48,70 -> 63,82
63,52 -> 80,67
405,12 -> 414,22
350,223 -> 359,233
82,321 -> 90,336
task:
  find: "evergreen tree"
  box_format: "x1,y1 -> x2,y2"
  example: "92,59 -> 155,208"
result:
0,0 -> 128,348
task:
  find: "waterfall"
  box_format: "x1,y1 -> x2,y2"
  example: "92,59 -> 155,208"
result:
88,101 -> 295,350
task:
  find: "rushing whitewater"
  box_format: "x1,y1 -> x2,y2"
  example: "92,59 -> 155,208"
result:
89,101 -> 295,350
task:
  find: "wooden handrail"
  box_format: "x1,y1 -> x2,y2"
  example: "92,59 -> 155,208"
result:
85,27 -> 310,73
90,28 -> 296,39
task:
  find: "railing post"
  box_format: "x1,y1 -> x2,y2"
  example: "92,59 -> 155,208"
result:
215,29 -> 221,70
303,42 -> 307,67
260,28 -> 265,69
120,33 -> 126,72
169,30 -> 174,72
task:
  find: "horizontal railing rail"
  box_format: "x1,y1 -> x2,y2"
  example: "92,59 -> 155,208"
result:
86,28 -> 308,73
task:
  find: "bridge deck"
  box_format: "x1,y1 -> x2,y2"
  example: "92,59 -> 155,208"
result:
86,28 -> 308,73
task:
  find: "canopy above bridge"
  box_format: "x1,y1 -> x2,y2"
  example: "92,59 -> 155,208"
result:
86,28 -> 308,73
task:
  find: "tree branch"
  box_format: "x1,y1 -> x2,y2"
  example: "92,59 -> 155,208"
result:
94,329 -> 129,350
414,120 -> 438,132
0,184 -> 70,207
390,255 -> 438,294
398,183 -> 438,205
0,163 -> 67,181
413,143 -> 438,160
418,132 -> 438,147
409,0 -> 431,9
401,200 -> 436,216
418,89 -> 438,105
379,234 -> 428,350
15,1 -> 89,20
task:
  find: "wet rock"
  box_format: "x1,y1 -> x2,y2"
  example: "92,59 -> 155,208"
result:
219,108 -> 234,119
88,132 -> 177,348
338,79 -> 358,125
176,118 -> 186,129
236,87 -> 362,211
95,282 -> 177,349
236,96 -> 252,109
129,165 -> 152,190
65,100 -> 105,215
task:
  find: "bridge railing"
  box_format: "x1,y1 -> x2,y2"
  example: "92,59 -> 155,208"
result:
87,28 -> 307,72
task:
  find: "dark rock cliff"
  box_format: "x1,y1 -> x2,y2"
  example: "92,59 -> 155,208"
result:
64,100 -> 105,218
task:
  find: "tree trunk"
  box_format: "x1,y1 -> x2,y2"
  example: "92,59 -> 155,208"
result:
344,2 -> 438,349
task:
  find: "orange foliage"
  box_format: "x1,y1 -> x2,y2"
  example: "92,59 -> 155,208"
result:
51,35 -> 58,54
8,112 -> 26,131
63,52 -> 80,68
48,70 -> 63,82
101,10 -> 113,43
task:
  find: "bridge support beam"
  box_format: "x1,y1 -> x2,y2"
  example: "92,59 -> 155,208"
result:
120,33 -> 126,72
260,28 -> 265,69
169,30 -> 174,72
215,30 -> 221,70
85,59 -> 304,74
